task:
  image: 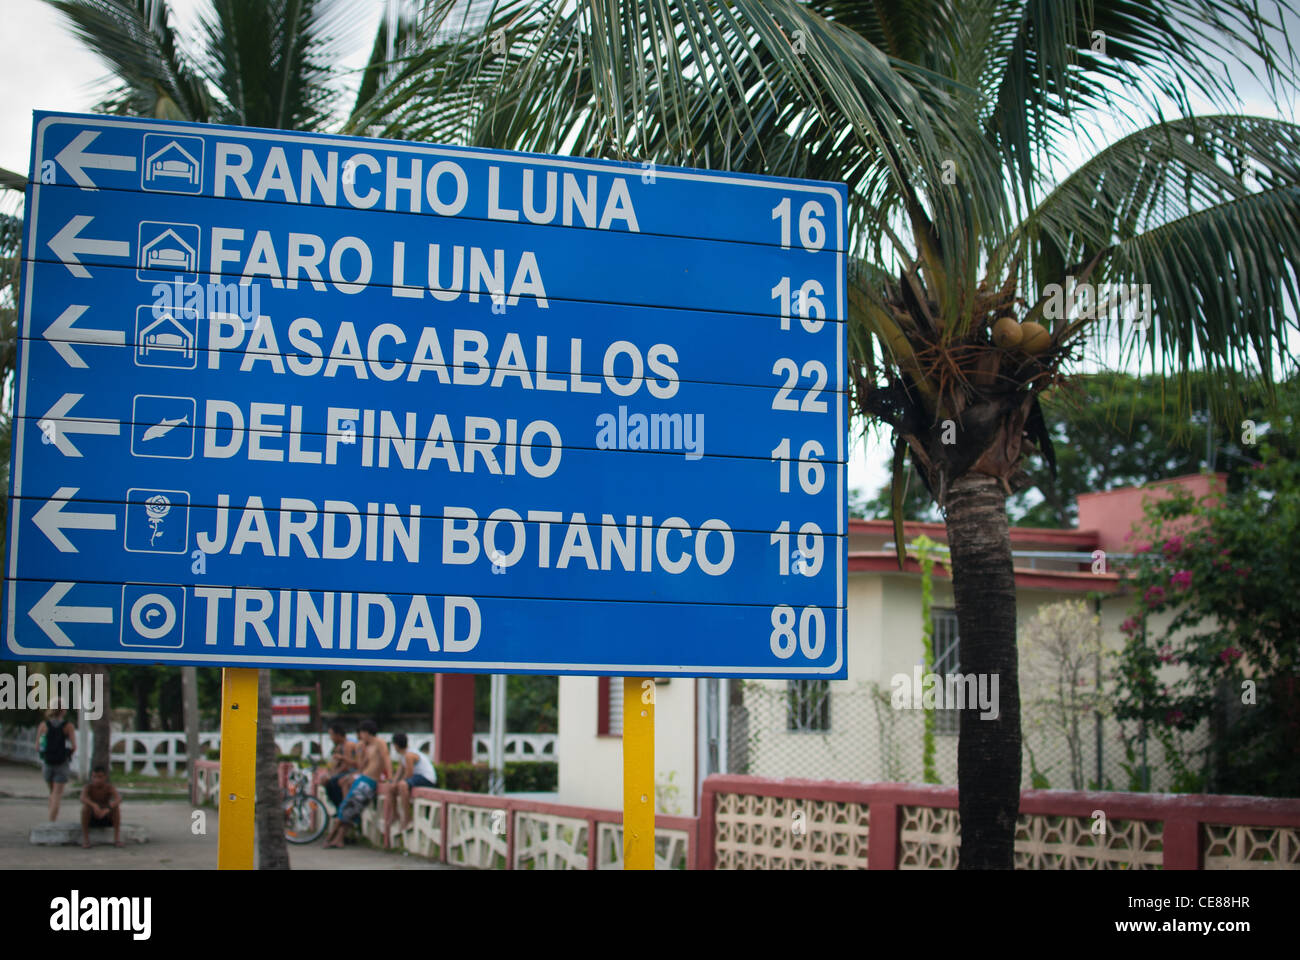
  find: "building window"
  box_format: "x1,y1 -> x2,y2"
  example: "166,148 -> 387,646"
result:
597,676 -> 622,736
787,680 -> 831,732
933,608 -> 960,736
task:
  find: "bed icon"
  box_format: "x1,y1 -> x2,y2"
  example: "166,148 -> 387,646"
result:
146,243 -> 191,269
136,222 -> 200,283
135,305 -> 197,369
141,135 -> 203,193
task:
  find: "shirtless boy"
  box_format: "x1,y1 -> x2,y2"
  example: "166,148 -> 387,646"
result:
80,766 -> 123,848
323,720 -> 389,848
323,722 -> 361,809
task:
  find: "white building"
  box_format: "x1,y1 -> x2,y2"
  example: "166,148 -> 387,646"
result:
555,474 -> 1223,813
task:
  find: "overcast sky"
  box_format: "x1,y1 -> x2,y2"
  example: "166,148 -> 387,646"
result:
2,0 -> 1295,502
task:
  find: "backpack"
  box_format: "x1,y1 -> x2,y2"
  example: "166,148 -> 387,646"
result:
42,722 -> 69,764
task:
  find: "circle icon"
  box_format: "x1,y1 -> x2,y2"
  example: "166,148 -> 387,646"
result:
130,593 -> 177,640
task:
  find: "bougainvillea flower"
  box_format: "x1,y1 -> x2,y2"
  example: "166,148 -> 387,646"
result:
1219,647 -> 1243,664
1144,585 -> 1166,605
1162,536 -> 1185,556
1171,570 -> 1193,591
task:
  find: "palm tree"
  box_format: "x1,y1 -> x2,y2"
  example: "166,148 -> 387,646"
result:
45,0 -> 400,868
1,167 -> 24,513
351,0 -> 1300,867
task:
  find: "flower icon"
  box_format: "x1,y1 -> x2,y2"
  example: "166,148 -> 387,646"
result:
145,494 -> 171,546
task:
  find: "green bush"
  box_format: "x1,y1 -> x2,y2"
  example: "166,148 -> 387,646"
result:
434,761 -> 491,792
429,761 -> 558,793
505,761 -> 558,792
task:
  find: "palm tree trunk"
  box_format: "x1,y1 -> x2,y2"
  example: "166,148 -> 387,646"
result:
255,669 -> 290,869
90,665 -> 111,771
945,472 -> 1021,869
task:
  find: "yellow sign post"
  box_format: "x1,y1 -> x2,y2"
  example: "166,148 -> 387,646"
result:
622,677 -> 655,870
216,667 -> 258,869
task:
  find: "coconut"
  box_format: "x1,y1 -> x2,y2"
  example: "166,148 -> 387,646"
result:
1019,321 -> 1052,354
992,316 -> 1023,349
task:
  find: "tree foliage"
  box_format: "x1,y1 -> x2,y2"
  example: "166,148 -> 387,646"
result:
1113,383 -> 1300,796
865,371 -> 1297,527
1018,599 -> 1107,790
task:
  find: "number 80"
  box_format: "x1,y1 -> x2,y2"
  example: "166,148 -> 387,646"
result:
769,605 -> 826,659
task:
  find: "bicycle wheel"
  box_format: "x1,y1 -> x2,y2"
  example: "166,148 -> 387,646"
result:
284,795 -> 329,844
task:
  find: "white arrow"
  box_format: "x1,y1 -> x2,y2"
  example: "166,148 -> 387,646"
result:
39,393 -> 120,457
43,305 -> 124,368
54,131 -> 136,189
47,215 -> 130,279
33,486 -> 116,552
29,581 -> 113,648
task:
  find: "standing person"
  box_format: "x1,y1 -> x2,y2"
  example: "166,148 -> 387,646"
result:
389,732 -> 437,832
79,766 -> 123,848
36,709 -> 76,821
323,720 -> 390,848
322,722 -> 360,810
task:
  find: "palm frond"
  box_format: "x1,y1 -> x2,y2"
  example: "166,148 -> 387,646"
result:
980,1 -> 1300,209
0,169 -> 27,192
44,0 -> 213,120
348,0 -> 1012,296
202,0 -> 368,131
1105,186 -> 1300,404
1011,114 -> 1300,400
1023,115 -> 1300,265
349,0 -> 432,124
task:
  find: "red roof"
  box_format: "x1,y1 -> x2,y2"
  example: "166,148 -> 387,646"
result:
847,552 -> 1123,593
848,518 -> 1100,550
846,474 -> 1230,593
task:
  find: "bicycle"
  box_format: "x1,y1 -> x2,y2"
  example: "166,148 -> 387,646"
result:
283,761 -> 330,844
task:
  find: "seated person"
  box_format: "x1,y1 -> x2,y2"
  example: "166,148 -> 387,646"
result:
390,732 -> 438,832
323,722 -> 360,809
80,766 -> 122,848
323,720 -> 389,849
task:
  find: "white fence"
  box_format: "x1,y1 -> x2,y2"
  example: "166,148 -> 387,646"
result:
0,726 -> 556,777
0,726 -> 40,766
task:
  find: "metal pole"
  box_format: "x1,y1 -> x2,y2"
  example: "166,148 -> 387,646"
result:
1094,650 -> 1103,788
1093,596 -> 1103,789
623,678 -> 655,870
1141,718 -> 1150,792
489,674 -> 506,794
217,667 -> 257,869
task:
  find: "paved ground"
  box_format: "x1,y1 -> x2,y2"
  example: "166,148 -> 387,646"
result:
0,761 -> 451,870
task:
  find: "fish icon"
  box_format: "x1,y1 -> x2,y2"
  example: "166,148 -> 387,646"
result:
141,415 -> 189,442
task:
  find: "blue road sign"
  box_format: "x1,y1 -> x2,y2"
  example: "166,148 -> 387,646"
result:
5,111 -> 848,678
